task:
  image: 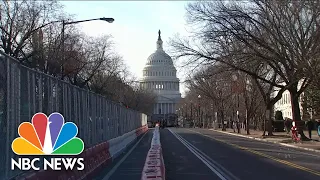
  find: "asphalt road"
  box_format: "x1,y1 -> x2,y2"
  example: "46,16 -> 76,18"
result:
162,128 -> 320,180
94,129 -> 153,180
94,128 -> 320,180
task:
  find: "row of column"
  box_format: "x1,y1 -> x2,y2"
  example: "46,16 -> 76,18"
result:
143,71 -> 176,77
153,103 -> 176,114
140,81 -> 179,91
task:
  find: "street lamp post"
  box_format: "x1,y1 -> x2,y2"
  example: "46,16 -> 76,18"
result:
61,17 -> 114,79
220,90 -> 226,131
178,108 -> 182,127
232,74 -> 240,133
198,95 -> 202,128
190,100 -> 194,128
184,103 -> 187,126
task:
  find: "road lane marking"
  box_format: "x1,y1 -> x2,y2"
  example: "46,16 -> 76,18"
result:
176,133 -> 240,180
188,129 -> 320,177
168,129 -> 228,180
168,128 -> 240,180
209,129 -> 320,157
102,130 -> 150,180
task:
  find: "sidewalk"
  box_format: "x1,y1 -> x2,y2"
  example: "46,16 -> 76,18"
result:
210,128 -> 320,152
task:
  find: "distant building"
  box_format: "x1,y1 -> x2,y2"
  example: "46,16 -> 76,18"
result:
139,30 -> 181,121
272,81 -> 304,119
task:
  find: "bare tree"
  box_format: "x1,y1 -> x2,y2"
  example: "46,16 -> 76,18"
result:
130,88 -> 157,115
0,0 -> 64,61
0,0 -> 157,118
184,63 -> 266,134
170,0 -> 320,139
242,74 -> 266,134
186,64 -> 233,128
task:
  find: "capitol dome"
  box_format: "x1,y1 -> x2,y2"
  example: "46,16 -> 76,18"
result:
146,35 -> 174,65
142,30 -> 178,80
140,30 -> 181,118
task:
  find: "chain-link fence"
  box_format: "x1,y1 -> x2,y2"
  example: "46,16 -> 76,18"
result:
0,52 -> 147,180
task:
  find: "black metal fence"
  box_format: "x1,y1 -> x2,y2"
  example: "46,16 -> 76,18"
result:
0,52 -> 147,179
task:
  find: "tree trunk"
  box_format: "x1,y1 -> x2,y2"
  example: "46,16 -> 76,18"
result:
289,88 -> 308,140
246,117 -> 250,135
263,117 -> 266,136
266,108 -> 273,136
221,110 -> 226,131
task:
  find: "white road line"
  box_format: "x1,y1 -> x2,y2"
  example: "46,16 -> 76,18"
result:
102,130 -> 150,180
182,130 -> 240,180
175,131 -> 239,180
168,128 -> 233,180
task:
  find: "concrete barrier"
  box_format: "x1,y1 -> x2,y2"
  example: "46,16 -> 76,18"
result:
18,125 -> 148,180
141,126 -> 165,180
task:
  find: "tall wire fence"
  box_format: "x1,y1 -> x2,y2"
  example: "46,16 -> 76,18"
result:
0,52 -> 147,180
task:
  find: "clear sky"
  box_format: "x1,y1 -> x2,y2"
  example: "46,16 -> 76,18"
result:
60,1 -> 192,96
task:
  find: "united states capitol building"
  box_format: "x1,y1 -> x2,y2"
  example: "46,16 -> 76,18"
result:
140,30 -> 181,122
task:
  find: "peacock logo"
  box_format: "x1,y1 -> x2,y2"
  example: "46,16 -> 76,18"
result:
11,112 -> 84,155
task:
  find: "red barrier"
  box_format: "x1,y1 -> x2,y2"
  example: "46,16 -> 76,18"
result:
136,125 -> 148,137
141,127 -> 165,180
17,126 -> 147,180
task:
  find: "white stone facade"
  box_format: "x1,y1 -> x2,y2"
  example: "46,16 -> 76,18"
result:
273,81 -> 304,119
139,30 -> 181,115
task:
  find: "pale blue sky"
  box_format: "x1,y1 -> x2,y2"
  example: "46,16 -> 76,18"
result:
60,1 -> 192,96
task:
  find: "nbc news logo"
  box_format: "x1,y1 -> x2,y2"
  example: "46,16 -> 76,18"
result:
11,113 -> 84,171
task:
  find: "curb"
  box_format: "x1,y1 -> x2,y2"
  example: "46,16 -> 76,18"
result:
209,129 -> 320,153
141,126 -> 165,180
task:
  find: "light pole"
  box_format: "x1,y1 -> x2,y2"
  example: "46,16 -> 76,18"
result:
198,95 -> 202,128
61,17 -> 114,79
232,74 -> 240,133
178,108 -> 182,127
190,100 -> 194,128
219,90 -> 226,131
184,103 -> 187,126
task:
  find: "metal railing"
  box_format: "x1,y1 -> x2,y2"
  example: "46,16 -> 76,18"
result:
0,52 -> 147,180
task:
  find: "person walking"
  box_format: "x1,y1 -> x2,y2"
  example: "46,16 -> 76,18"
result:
284,118 -> 290,134
232,120 -> 236,133
306,120 -> 314,139
317,120 -> 320,138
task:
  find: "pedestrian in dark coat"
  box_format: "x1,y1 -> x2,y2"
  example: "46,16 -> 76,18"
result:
317,120 -> 320,137
306,120 -> 314,139
284,118 -> 290,134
